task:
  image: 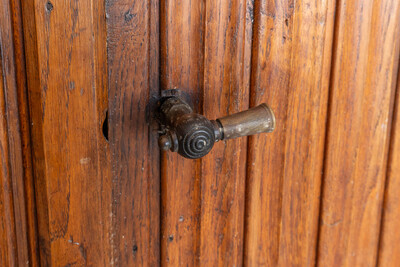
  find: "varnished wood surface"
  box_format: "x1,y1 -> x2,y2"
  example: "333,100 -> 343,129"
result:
22,0 -> 111,265
377,65 -> 400,266
1,0 -> 400,266
20,1 -> 48,265
200,0 -> 252,266
8,0 -> 40,265
318,0 -> 400,266
0,8 -> 18,263
244,1 -> 294,264
244,0 -> 335,266
106,0 -> 160,265
160,1 -> 204,266
0,0 -> 38,265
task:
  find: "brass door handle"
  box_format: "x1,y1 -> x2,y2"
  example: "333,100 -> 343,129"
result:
152,89 -> 275,159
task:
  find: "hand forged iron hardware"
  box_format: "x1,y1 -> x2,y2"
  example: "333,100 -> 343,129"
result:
149,89 -> 276,159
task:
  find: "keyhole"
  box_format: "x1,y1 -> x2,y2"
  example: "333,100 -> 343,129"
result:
102,111 -> 109,141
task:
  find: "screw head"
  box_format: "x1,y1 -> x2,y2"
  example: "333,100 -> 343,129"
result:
158,135 -> 172,151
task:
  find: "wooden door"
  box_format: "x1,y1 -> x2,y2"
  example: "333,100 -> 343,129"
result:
1,0 -> 400,266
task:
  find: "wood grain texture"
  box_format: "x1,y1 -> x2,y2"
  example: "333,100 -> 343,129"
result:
106,0 -> 160,266
20,0 -> 49,264
0,13 -> 18,265
200,0 -> 253,266
378,64 -> 400,267
244,1 -> 294,264
244,0 -> 335,266
3,0 -> 398,265
21,0 -> 111,265
8,0 -> 40,265
160,1 -> 204,266
378,62 -> 400,267
318,0 -> 400,266
0,0 -> 39,265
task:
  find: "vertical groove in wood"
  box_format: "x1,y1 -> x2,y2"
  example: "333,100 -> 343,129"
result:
0,0 -> 39,265
317,0 -> 400,266
93,0 -> 113,265
20,0 -> 49,264
160,1 -> 204,266
278,1 -> 335,265
199,0 -> 253,266
244,0 -> 336,266
22,0 -> 112,265
244,1 -> 295,264
106,0 -> 160,265
0,42 -> 18,267
377,59 -> 400,266
9,0 -> 40,264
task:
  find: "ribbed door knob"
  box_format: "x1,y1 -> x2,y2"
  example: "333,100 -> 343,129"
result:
153,89 -> 275,159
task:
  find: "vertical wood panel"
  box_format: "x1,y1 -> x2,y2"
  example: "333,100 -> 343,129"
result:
378,63 -> 400,267
20,1 -> 48,265
200,0 -> 253,266
244,0 -> 335,266
8,0 -> 40,265
245,1 -> 294,264
106,0 -> 160,265
22,0 -> 111,265
0,0 -> 39,265
160,1 -> 204,266
0,30 -> 18,266
318,0 -> 400,266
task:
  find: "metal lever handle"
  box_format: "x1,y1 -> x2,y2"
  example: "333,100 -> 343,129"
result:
154,90 -> 275,159
216,104 -> 275,140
